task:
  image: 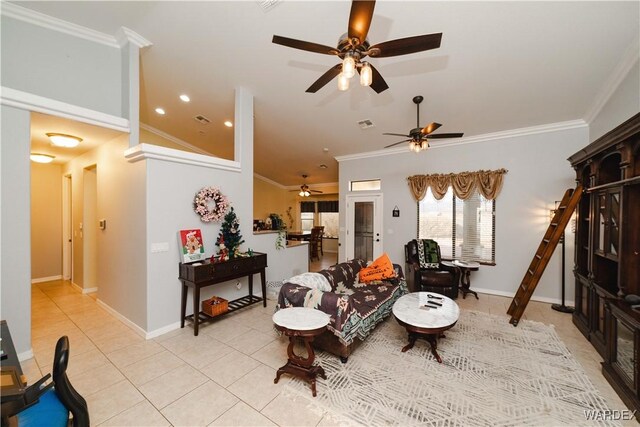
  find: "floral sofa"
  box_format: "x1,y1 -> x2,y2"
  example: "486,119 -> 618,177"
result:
276,259 -> 406,362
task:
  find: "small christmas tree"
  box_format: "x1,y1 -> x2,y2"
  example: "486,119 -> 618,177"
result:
216,207 -> 244,259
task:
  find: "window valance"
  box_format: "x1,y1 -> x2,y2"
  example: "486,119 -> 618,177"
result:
300,201 -> 316,213
407,168 -> 508,201
317,200 -> 339,213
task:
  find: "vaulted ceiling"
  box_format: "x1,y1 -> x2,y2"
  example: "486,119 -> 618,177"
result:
16,1 -> 640,186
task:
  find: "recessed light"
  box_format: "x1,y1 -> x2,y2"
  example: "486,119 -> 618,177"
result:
179,94 -> 190,102
46,133 -> 82,148
155,107 -> 166,115
224,121 -> 233,128
323,148 -> 329,152
30,153 -> 55,163
319,164 -> 328,169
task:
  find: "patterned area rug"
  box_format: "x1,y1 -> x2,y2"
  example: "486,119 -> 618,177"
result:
284,311 -> 619,426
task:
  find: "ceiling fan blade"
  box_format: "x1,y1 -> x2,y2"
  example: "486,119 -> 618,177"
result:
384,139 -> 411,148
272,35 -> 339,55
348,0 -> 376,44
310,190 -> 324,193
369,33 -> 442,58
421,122 -> 442,135
427,133 -> 464,139
368,63 -> 389,93
383,132 -> 411,137
306,64 -> 343,93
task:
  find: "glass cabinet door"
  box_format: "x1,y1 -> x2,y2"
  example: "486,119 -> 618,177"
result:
614,318 -> 636,387
608,191 -> 620,256
597,193 -> 606,253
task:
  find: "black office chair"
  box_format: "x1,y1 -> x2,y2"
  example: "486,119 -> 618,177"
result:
3,336 -> 89,427
405,239 -> 460,299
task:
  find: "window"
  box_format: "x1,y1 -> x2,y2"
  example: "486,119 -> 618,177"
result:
418,187 -> 495,263
350,179 -> 381,191
319,213 -> 338,238
301,212 -> 314,232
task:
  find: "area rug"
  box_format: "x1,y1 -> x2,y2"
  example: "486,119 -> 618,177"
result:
284,311 -> 619,426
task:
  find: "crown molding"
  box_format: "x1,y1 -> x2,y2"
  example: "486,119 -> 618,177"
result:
115,26 -> 152,49
1,2 -> 119,48
124,143 -> 241,172
335,119 -> 588,162
254,173 -> 287,189
1,86 -> 130,133
140,123 -> 210,156
583,35 -> 640,124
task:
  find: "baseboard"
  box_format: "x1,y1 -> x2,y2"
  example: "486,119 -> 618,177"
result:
82,287 -> 98,294
96,299 -> 148,339
18,349 -> 34,361
70,281 -> 83,293
31,275 -> 62,284
472,287 -> 575,307
145,322 -> 181,339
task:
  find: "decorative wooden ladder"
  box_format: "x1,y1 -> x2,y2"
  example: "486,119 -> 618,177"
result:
508,185 -> 583,326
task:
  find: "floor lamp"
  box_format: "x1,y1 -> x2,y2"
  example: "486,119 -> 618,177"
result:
551,202 -> 575,314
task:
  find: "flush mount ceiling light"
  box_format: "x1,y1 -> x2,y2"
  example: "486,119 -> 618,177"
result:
46,133 -> 82,148
179,94 -> 190,102
155,107 -> 166,115
30,153 -> 55,163
224,121 -> 233,128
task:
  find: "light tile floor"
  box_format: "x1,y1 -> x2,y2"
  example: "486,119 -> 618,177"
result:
24,279 -> 634,426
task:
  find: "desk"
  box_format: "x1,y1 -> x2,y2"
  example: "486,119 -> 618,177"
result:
179,253 -> 267,336
287,231 -> 311,241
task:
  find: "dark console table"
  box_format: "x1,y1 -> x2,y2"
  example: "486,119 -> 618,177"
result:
179,253 -> 267,336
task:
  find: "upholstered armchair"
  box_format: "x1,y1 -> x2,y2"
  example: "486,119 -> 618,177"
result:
405,239 -> 460,299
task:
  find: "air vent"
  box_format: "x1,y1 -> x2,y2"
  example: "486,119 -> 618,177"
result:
194,115 -> 211,125
358,119 -> 375,129
257,0 -> 280,12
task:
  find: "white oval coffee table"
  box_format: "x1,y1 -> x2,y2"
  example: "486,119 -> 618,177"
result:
392,292 -> 460,363
272,307 -> 330,397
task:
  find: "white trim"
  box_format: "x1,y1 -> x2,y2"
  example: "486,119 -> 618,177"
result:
254,173 -> 287,189
18,350 -> 34,362
115,26 -> 152,49
0,2 -> 119,48
124,143 -> 241,172
145,321 -> 181,340
97,299 -> 148,339
31,275 -> 62,284
140,123 -> 211,156
335,119 -> 588,162
0,87 -> 130,133
82,287 -> 98,294
70,281 -> 83,293
472,286 -> 575,307
584,35 -> 640,124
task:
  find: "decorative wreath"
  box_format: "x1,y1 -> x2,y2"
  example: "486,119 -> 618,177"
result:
193,186 -> 229,223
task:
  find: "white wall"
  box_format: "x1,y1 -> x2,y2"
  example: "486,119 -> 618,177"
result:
589,60 -> 640,142
1,105 -> 32,355
144,88 -> 254,334
0,16 -> 122,117
339,125 -> 588,304
82,166 -> 98,290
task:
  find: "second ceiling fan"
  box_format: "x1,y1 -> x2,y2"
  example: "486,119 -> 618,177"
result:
384,96 -> 464,152
272,0 -> 442,93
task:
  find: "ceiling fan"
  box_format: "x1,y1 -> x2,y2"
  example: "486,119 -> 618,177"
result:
293,175 -> 323,197
383,96 -> 464,152
272,0 -> 442,93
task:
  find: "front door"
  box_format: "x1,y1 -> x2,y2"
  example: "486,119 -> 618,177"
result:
345,193 -> 383,262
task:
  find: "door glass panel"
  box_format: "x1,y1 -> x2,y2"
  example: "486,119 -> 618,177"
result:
598,298 -> 605,333
580,284 -> 588,317
615,319 -> 635,384
597,194 -> 606,252
354,201 -> 374,261
609,192 -> 620,255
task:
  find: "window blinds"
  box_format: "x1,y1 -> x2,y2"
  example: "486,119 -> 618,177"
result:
300,201 -> 316,213
317,200 -> 339,213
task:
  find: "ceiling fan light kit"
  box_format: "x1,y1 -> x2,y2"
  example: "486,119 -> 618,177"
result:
272,0 -> 442,93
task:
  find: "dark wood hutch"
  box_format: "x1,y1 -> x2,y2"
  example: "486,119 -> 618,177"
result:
568,113 -> 640,417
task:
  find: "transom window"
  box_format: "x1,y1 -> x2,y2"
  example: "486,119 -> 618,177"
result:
418,187 -> 495,264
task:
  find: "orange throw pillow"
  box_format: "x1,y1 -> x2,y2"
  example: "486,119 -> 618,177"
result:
359,253 -> 396,283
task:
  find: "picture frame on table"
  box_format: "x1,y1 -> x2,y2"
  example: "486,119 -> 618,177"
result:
178,229 -> 206,263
